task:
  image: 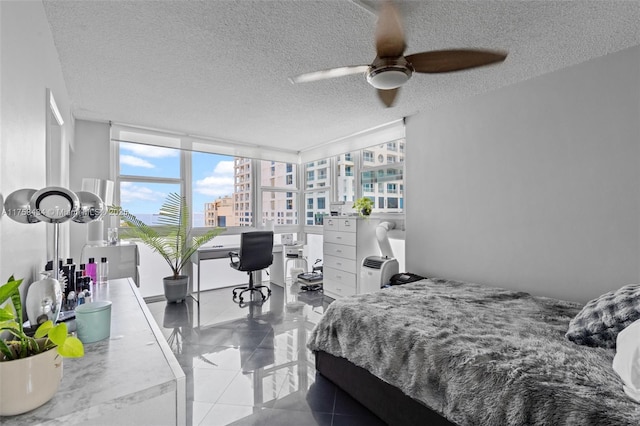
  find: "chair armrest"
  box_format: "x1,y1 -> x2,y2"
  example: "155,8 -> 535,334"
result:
228,251 -> 239,263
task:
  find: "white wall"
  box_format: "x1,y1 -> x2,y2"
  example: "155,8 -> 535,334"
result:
406,45 -> 640,304
0,2 -> 72,292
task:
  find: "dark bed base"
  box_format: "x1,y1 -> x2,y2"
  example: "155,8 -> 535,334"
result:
315,350 -> 456,426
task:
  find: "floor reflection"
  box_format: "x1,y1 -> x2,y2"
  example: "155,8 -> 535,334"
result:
147,282 -> 384,426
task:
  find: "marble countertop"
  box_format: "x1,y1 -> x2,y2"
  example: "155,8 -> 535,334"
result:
4,278 -> 185,425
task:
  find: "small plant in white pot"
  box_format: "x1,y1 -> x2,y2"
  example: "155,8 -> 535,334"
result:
0,275 -> 84,416
116,193 -> 225,303
353,197 -> 374,217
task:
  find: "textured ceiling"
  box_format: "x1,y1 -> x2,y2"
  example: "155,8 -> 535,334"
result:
42,0 -> 639,153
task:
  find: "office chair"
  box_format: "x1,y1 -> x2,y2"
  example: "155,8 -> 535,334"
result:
229,231 -> 274,303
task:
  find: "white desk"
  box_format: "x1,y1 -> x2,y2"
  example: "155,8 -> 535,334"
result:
192,244 -> 284,302
5,278 -> 186,425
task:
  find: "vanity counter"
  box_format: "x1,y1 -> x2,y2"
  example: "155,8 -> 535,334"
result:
4,278 -> 185,425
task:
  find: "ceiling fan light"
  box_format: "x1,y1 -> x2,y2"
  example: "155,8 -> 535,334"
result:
366,67 -> 412,90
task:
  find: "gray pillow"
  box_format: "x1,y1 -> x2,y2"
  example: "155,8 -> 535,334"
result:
566,284 -> 640,349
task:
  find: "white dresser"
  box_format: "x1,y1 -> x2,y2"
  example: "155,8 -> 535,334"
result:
323,216 -> 380,299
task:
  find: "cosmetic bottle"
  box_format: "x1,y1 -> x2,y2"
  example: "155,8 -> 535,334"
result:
99,257 -> 109,284
62,258 -> 76,297
75,271 -> 84,293
86,258 -> 97,284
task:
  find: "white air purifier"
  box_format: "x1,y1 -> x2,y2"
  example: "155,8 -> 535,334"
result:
360,256 -> 399,293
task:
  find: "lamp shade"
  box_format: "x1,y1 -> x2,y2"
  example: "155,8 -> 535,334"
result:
81,178 -> 114,206
73,191 -> 106,223
29,187 -> 79,224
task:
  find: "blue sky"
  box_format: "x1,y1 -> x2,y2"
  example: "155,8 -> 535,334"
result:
119,143 -> 235,225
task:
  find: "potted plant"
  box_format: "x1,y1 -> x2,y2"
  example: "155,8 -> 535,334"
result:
0,275 -> 84,416
116,192 -> 225,303
353,197 -> 374,217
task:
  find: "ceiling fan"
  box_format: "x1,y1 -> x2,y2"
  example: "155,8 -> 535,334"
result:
289,0 -> 507,107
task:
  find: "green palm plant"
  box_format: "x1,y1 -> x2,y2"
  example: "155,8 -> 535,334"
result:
116,193 -> 225,280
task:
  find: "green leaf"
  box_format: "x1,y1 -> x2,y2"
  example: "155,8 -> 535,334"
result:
0,277 -> 22,305
48,322 -> 68,347
34,320 -> 54,338
0,306 -> 16,322
57,336 -> 84,358
0,339 -> 15,360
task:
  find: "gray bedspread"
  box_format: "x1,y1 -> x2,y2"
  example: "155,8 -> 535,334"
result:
307,278 -> 640,425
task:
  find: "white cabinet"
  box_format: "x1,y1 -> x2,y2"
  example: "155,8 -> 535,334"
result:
82,242 -> 140,285
323,217 -> 379,299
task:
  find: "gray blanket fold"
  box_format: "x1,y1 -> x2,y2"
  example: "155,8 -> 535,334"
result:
307,279 -> 640,425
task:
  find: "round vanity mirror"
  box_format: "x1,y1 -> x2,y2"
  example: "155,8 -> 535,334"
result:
29,187 -> 79,224
73,191 -> 106,223
3,188 -> 40,224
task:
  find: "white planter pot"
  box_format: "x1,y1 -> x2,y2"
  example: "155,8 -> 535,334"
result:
0,348 -> 63,416
163,275 -> 189,303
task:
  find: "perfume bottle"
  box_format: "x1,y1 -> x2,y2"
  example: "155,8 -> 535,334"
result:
99,257 -> 109,284
86,258 -> 97,284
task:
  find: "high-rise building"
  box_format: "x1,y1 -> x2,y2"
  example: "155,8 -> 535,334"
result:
204,195 -> 236,227
234,157 -> 252,227
261,161 -> 297,225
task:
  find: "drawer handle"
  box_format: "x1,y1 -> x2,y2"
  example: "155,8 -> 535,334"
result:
337,287 -> 342,292
336,262 -> 342,266
336,275 -> 342,279
328,220 -> 333,225
344,221 -> 350,226
336,236 -> 342,240
336,249 -> 342,253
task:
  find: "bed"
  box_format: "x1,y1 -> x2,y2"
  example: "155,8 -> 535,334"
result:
307,278 -> 640,425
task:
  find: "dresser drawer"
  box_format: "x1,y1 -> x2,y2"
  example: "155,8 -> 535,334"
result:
324,230 -> 357,246
324,266 -> 356,287
323,217 -> 340,231
338,218 -> 357,233
324,217 -> 358,233
323,243 -> 356,260
323,278 -> 356,298
324,254 -> 357,273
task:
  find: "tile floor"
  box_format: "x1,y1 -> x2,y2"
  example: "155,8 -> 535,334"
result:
146,282 -> 386,426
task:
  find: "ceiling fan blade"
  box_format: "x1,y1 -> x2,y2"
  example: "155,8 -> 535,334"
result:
406,49 -> 507,73
376,1 -> 405,58
377,88 -> 399,108
289,65 -> 370,84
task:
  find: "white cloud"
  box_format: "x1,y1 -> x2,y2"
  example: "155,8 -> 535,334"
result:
120,142 -> 179,158
120,155 -> 155,169
194,161 -> 236,198
120,184 -> 168,203
213,160 -> 235,175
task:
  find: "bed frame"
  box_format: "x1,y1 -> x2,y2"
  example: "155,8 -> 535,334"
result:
315,350 -> 456,426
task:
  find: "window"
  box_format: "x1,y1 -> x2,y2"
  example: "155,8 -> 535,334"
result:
359,138 -> 405,214
193,151 -> 238,227
118,141 -> 182,226
260,160 -> 298,225
119,141 -> 180,179
304,155 -> 330,226
119,182 -> 181,225
345,166 -> 353,177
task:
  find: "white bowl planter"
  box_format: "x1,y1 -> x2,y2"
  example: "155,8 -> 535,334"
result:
0,348 -> 63,416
